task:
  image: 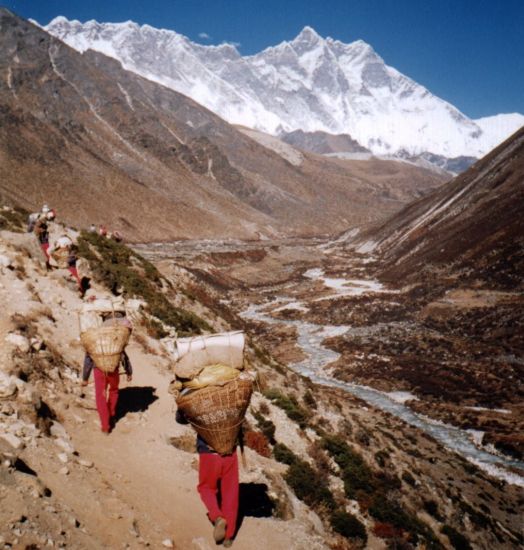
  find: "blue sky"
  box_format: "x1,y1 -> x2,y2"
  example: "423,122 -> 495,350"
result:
3,0 -> 523,119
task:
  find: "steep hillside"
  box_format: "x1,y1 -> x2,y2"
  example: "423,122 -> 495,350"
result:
0,9 -> 446,242
1,211 -> 522,549
353,126 -> 524,288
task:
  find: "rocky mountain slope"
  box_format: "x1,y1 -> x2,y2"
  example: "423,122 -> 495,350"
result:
352,126 -> 524,287
44,18 -> 524,160
310,125 -> 524,460
0,8 -> 446,242
1,207 -> 523,549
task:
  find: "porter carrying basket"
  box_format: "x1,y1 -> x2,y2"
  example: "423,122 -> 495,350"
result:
80,325 -> 131,373
176,377 -> 253,455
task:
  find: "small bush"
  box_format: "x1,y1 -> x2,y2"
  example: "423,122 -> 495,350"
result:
321,435 -> 376,498
369,496 -> 442,549
273,443 -> 298,465
441,525 -> 472,550
253,410 -> 276,444
402,471 -> 416,487
285,459 -> 335,511
0,205 -> 27,232
303,389 -> 317,409
144,317 -> 169,339
458,500 -> 491,529
373,521 -> 402,539
263,389 -> 310,428
330,510 -> 367,543
244,430 -> 271,458
77,231 -> 210,335
423,500 -> 442,520
374,450 -> 390,467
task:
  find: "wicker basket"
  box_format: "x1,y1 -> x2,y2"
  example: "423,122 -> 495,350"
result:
176,378 -> 253,455
80,325 -> 131,373
51,247 -> 70,269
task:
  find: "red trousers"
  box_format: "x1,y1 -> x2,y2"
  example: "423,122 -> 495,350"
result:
41,243 -> 50,260
198,452 -> 239,539
68,266 -> 82,289
93,368 -> 119,432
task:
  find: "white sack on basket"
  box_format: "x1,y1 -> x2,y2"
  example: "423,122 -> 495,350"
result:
81,297 -> 126,314
78,311 -> 103,333
175,331 -> 245,379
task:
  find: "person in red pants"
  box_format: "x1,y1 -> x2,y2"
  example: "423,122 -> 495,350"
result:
82,352 -> 132,433
176,411 -> 239,547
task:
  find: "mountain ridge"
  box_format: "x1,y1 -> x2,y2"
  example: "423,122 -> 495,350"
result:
44,17 -> 524,160
1,8 -> 446,242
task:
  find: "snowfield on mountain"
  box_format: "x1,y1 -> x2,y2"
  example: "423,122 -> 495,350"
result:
45,18 -> 524,159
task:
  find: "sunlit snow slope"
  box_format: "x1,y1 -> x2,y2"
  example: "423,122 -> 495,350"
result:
44,18 -> 524,158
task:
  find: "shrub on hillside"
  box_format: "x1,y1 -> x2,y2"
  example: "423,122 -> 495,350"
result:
321,434 -> 376,497
77,231 -> 209,335
0,205 -> 27,232
263,388 -> 310,428
303,389 -> 317,409
253,410 -> 276,444
244,430 -> 271,458
285,459 -> 336,511
441,525 -> 472,550
372,521 -> 402,539
369,496 -> 442,549
272,443 -> 298,465
330,510 -> 367,543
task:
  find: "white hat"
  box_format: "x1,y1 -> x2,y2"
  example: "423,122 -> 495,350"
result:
42,204 -> 50,214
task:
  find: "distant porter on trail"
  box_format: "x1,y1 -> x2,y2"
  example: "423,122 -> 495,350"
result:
79,293 -> 133,434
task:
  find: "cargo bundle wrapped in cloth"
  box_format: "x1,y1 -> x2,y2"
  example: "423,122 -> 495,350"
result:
79,296 -> 131,374
174,331 -> 254,455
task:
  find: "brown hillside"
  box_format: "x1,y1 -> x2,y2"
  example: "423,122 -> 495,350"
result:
0,9 -> 446,242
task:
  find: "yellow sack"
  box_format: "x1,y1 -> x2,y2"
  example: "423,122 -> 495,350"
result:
183,364 -> 240,390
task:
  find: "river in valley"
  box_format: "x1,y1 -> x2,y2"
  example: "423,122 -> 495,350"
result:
240,269 -> 524,488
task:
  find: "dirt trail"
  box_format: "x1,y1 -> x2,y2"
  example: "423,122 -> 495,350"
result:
63,343 -> 318,549
0,232 -> 326,550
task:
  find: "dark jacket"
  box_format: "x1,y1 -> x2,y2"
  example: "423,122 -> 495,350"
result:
82,351 -> 132,381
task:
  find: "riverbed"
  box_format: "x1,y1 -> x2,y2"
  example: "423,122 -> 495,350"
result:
240,269 -> 524,487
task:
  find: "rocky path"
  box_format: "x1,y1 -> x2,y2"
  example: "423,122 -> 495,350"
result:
1,231 -> 326,549
57,346 -> 326,549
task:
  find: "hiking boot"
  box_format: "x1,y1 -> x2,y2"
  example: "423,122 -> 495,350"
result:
213,517 -> 227,544
223,539 -> 233,548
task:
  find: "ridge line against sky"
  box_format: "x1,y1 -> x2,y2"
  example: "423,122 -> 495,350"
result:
3,0 -> 524,119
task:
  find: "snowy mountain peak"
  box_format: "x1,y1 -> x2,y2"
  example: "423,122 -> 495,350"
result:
44,17 -> 524,159
292,25 -> 323,45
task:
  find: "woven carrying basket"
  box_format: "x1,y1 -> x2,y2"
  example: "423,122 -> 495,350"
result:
176,378 -> 253,455
51,248 -> 70,269
80,326 -> 131,373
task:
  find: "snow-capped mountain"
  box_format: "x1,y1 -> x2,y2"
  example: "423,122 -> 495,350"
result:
44,17 -> 524,158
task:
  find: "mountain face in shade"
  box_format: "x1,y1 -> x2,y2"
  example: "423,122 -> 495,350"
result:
45,18 -> 524,160
0,9 -> 446,241
353,126 -> 524,288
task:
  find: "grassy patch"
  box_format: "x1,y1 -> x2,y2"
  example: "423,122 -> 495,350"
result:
77,231 -> 210,335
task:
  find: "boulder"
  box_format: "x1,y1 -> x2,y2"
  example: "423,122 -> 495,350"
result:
5,333 -> 30,353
